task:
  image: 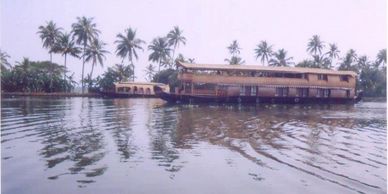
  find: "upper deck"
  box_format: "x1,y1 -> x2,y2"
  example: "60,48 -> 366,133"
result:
176,62 -> 357,89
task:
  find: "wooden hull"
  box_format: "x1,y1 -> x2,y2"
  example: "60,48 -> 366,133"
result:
156,92 -> 362,104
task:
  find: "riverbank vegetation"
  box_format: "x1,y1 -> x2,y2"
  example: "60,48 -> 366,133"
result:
0,17 -> 386,97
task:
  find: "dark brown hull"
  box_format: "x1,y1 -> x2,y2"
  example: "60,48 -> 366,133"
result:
156,92 -> 362,104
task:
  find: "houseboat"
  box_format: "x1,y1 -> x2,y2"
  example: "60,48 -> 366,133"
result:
100,82 -> 170,98
154,62 -> 362,104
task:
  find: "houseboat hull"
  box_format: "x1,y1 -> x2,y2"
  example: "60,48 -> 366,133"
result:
99,91 -> 157,98
156,91 -> 362,104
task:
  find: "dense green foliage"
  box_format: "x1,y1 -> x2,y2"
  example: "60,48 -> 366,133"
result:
1,59 -> 76,92
152,68 -> 179,92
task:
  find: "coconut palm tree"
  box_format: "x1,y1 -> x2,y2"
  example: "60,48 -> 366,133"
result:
115,27 -> 145,81
84,38 -> 109,89
376,49 -> 386,67
188,58 -> 196,63
254,41 -> 273,65
0,49 -> 11,69
52,33 -> 81,81
307,35 -> 324,56
113,63 -> 134,82
227,40 -> 241,57
325,43 -> 340,68
144,64 -> 156,81
148,37 -> 171,72
167,26 -> 186,64
71,16 -> 101,93
37,21 -> 63,64
268,49 -> 294,67
338,49 -> 358,72
225,56 -> 245,65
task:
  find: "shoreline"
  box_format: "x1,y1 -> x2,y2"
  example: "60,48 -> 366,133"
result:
1,92 -> 102,98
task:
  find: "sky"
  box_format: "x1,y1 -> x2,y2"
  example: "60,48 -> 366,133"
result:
1,0 -> 386,82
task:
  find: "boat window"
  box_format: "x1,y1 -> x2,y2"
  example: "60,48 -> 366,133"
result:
318,74 -> 328,81
317,89 -> 330,97
340,75 -> 349,82
240,85 -> 245,96
297,88 -> 309,97
251,86 -> 257,96
276,87 -> 289,97
346,90 -> 351,98
117,87 -> 124,92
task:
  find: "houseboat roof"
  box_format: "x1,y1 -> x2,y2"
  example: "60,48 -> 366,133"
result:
177,62 -> 357,77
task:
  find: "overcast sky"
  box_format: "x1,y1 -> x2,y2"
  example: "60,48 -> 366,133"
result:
1,0 -> 386,82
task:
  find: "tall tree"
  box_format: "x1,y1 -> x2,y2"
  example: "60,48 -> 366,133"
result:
227,40 -> 241,57
254,41 -> 273,65
225,56 -> 245,65
71,16 -> 100,93
167,26 -> 186,65
376,49 -> 386,67
144,64 -> 156,81
0,49 -> 11,69
52,33 -> 81,81
325,43 -> 340,68
307,35 -> 325,56
115,27 -> 145,81
84,38 -> 108,89
148,37 -> 171,72
113,63 -> 134,82
37,21 -> 63,64
338,49 -> 358,72
268,49 -> 294,67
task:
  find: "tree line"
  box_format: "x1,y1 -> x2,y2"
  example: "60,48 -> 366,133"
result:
0,16 -> 386,97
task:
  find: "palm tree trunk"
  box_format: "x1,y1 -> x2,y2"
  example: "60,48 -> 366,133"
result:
81,44 -> 86,94
89,63 -> 95,90
49,52 -> 53,92
64,54 -> 67,92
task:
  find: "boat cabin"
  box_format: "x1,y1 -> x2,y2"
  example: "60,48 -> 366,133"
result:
114,82 -> 170,96
175,62 -> 357,99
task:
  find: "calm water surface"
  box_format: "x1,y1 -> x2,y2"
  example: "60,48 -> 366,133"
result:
1,97 -> 386,194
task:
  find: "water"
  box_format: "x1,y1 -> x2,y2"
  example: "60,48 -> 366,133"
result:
1,97 -> 386,194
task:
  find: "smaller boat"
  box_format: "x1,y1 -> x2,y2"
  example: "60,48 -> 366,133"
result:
100,82 -> 170,98
154,62 -> 362,104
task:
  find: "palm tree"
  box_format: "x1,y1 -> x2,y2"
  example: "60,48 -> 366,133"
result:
71,16 -> 101,93
84,38 -> 109,89
254,41 -> 273,65
148,37 -> 171,72
144,64 -> 156,81
227,40 -> 241,57
268,49 -> 294,67
37,21 -> 63,64
338,49 -> 358,72
167,26 -> 186,65
307,35 -> 325,56
225,56 -> 245,65
357,55 -> 371,70
52,33 -> 81,81
188,58 -> 196,63
325,43 -> 340,68
113,63 -> 133,82
0,49 -> 11,69
376,49 -> 386,67
115,27 -> 145,81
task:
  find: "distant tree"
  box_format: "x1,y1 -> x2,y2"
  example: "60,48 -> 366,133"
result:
167,26 -> 186,65
268,49 -> 293,67
152,68 -> 178,92
376,49 -> 386,67
225,56 -> 245,65
227,40 -> 241,57
148,37 -> 171,71
324,43 -> 340,68
307,35 -> 325,56
52,33 -> 81,83
144,64 -> 156,81
338,49 -> 358,72
71,16 -> 100,93
37,21 -> 63,64
84,38 -> 109,89
115,27 -> 145,81
254,41 -> 273,65
188,58 -> 196,63
113,63 -> 134,82
0,49 -> 11,70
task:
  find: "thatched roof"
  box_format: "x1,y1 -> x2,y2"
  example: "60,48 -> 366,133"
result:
177,62 -> 357,76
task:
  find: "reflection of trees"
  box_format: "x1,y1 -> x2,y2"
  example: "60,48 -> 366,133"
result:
149,106 -> 183,174
38,98 -> 106,184
101,99 -> 137,161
